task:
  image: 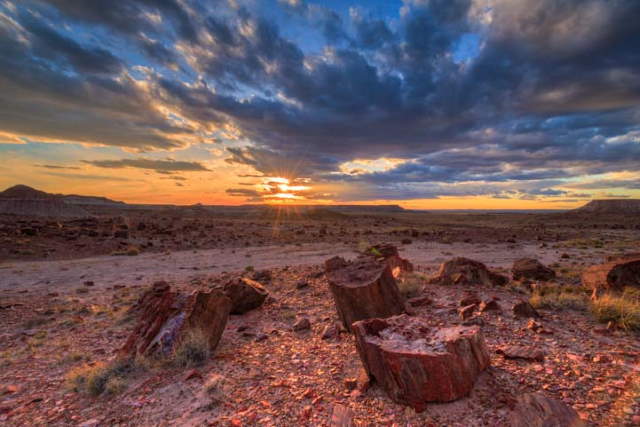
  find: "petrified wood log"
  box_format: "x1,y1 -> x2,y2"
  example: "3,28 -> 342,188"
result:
352,314 -> 490,410
512,258 -> 556,281
582,258 -> 640,293
120,284 -> 231,359
367,243 -> 414,277
510,392 -> 585,427
325,256 -> 405,332
430,257 -> 508,286
223,277 -> 268,314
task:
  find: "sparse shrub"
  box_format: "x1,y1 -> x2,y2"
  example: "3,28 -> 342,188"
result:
172,329 -> 210,368
397,273 -> 425,298
66,358 -> 135,396
529,283 -> 588,311
111,246 -> 140,256
590,289 -> 640,331
244,265 -> 254,272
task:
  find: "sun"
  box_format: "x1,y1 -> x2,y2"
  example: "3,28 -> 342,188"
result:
259,176 -> 312,202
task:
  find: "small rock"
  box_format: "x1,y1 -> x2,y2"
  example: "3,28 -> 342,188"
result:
497,345 -> 545,362
459,304 -> 476,320
479,299 -> 501,312
513,300 -> 540,319
295,280 -> 309,289
321,323 -> 340,339
83,281 -> 94,287
407,295 -> 432,307
184,369 -> 202,381
344,378 -> 357,391
293,317 -> 311,332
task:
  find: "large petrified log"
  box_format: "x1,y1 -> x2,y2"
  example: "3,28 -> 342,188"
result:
509,392 -> 585,427
430,257 -> 508,286
120,283 -> 231,359
325,256 -> 405,332
367,243 -> 414,277
582,258 -> 640,293
223,277 -> 268,314
512,258 -> 556,281
352,314 -> 490,410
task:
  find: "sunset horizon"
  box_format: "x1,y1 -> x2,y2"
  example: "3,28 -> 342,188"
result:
1,0 -> 639,208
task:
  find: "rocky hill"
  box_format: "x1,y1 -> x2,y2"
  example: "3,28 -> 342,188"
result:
0,185 -> 91,217
575,199 -> 640,214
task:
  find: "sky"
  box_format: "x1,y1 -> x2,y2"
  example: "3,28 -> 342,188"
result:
0,0 -> 639,208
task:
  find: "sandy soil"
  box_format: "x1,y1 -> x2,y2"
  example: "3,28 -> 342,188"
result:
1,231 -> 638,426
0,240 -> 587,295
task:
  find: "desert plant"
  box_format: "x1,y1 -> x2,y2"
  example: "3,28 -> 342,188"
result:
172,329 -> 210,368
529,283 -> 589,311
66,358 -> 135,396
590,289 -> 640,331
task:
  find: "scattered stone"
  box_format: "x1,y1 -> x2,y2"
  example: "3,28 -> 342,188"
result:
293,317 -> 311,332
510,392 -> 585,427
497,345 -> 545,362
513,300 -> 540,319
321,323 -> 340,340
429,257 -> 508,287
324,256 -> 404,332
184,369 -> 202,381
330,403 -> 354,427
479,299 -> 501,312
458,304 -> 476,320
460,293 -> 481,306
512,258 -> 556,281
223,277 -> 268,314
352,314 -> 490,410
407,295 -> 433,307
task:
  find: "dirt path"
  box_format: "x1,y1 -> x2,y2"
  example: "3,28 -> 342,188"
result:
0,240 -> 581,296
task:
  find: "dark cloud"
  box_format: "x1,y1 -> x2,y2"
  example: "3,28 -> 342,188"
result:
35,164 -> 80,170
82,158 -> 210,172
1,0 -> 639,200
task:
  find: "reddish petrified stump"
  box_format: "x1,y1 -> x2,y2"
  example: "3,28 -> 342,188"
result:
510,392 -> 585,427
582,258 -> 640,293
119,284 -> 231,359
325,256 -> 405,332
352,314 -> 490,410
430,257 -> 508,286
223,277 -> 268,314
368,243 -> 414,277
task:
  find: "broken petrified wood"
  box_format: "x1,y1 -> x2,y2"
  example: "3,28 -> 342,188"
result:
325,256 -> 405,332
367,243 -> 414,277
430,257 -> 508,286
510,392 -> 585,427
582,258 -> 640,294
352,314 -> 490,410
223,277 -> 268,314
119,284 -> 231,359
512,258 -> 556,281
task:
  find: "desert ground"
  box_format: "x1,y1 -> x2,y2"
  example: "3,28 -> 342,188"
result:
1,204 -> 639,426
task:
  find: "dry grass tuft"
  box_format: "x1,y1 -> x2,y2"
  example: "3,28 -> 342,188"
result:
172,329 -> 211,368
590,288 -> 640,331
66,358 -> 136,396
529,283 -> 589,311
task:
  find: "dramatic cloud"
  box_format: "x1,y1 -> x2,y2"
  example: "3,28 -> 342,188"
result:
82,158 -> 210,172
0,0 -> 639,202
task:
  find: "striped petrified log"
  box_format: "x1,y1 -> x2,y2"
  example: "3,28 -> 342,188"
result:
120,283 -> 231,359
352,314 -> 490,411
325,256 -> 405,332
